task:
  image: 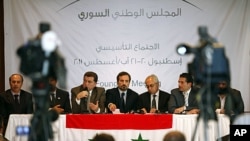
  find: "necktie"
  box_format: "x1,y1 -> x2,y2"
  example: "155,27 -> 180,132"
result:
120,93 -> 125,113
14,95 -> 20,113
86,92 -> 91,112
51,93 -> 56,107
14,95 -> 19,104
183,92 -> 188,106
152,94 -> 156,109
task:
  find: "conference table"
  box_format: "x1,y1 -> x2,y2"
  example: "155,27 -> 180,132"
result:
5,114 -> 230,141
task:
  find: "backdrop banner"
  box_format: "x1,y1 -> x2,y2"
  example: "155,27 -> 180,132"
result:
4,0 -> 250,111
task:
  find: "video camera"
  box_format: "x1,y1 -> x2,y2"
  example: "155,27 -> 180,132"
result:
176,26 -> 231,141
16,22 -> 66,141
176,26 -> 230,89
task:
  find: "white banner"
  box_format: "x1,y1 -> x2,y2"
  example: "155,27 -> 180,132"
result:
4,0 -> 250,111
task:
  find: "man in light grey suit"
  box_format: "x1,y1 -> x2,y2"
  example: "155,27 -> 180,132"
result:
138,74 -> 170,114
71,71 -> 105,114
168,73 -> 200,114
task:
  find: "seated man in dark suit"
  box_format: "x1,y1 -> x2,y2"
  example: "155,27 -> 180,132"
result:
71,71 -> 106,114
0,74 -> 34,134
168,73 -> 200,114
215,80 -> 244,121
138,74 -> 170,114
106,71 -> 139,113
48,76 -> 72,114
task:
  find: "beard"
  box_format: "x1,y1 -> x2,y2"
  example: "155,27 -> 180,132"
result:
218,87 -> 229,95
119,85 -> 128,91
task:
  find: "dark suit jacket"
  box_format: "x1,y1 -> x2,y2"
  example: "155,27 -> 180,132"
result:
105,88 -> 139,113
168,87 -> 199,113
0,89 -> 34,128
71,85 -> 106,114
0,135 -> 9,141
138,90 -> 170,113
49,88 -> 72,114
215,88 -> 244,117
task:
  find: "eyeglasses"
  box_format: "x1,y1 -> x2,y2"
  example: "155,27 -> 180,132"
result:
145,83 -> 157,88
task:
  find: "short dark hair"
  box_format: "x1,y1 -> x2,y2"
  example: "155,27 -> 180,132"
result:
84,71 -> 98,82
116,71 -> 131,82
180,73 -> 193,85
49,75 -> 57,81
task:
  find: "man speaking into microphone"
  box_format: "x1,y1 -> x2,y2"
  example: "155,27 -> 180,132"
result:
71,71 -> 106,114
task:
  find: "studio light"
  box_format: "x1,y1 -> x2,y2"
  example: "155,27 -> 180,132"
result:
176,43 -> 195,55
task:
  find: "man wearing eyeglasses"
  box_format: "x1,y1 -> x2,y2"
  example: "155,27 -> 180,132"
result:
137,74 -> 170,114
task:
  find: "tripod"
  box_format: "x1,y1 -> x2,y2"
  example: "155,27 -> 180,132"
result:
191,84 -> 220,141
28,78 -> 58,141
190,43 -> 227,141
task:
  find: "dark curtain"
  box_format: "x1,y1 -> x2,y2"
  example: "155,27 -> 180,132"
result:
0,0 -> 5,92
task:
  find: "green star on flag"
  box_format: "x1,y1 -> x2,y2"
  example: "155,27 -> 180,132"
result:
131,133 -> 149,141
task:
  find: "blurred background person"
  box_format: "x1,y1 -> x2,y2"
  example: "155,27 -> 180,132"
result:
138,74 -> 170,113
92,133 -> 115,141
215,79 -> 244,122
163,130 -> 186,141
48,76 -> 71,114
106,71 -> 139,113
71,71 -> 106,114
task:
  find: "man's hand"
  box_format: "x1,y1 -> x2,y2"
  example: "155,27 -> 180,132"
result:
150,108 -> 157,113
52,105 -> 64,114
141,108 -> 147,114
186,109 -> 200,114
174,106 -> 185,114
76,91 -> 88,100
89,101 -> 99,112
108,103 -> 117,112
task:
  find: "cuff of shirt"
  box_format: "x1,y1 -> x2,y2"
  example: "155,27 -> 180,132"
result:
75,98 -> 81,105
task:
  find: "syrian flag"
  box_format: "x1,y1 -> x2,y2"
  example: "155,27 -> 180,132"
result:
65,114 -> 173,141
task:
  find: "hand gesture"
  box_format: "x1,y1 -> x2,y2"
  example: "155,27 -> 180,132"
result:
76,91 -> 88,100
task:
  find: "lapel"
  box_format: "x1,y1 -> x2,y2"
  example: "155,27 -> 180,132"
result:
90,87 -> 97,102
55,89 -> 61,102
158,91 -> 161,105
6,91 -> 15,103
178,90 -> 185,104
